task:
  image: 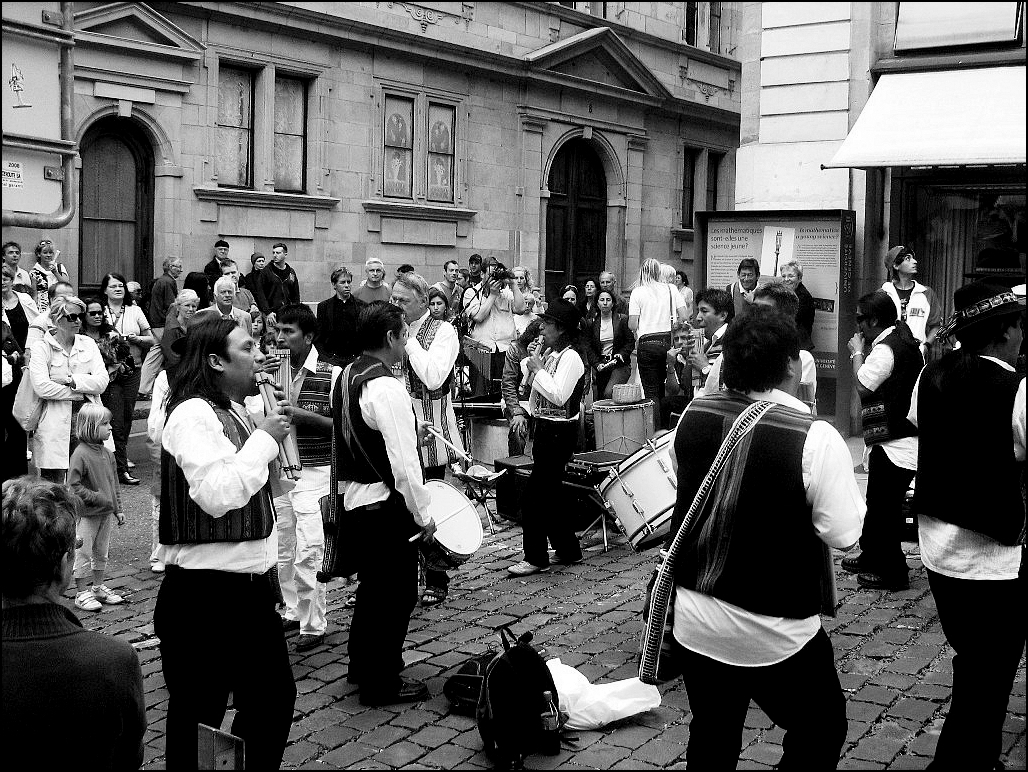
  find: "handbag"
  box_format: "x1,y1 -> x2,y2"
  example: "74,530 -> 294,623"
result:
12,369 -> 42,432
638,399 -> 775,686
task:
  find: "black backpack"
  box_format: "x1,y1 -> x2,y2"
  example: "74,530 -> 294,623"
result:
443,649 -> 497,715
476,624 -> 561,770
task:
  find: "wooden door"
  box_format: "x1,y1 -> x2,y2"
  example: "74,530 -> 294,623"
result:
79,118 -> 153,293
545,138 -> 607,304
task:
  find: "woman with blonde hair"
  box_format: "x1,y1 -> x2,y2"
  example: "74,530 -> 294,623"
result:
27,296 -> 109,482
629,258 -> 688,432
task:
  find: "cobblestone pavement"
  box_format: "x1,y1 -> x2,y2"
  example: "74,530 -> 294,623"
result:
75,432 -> 1025,770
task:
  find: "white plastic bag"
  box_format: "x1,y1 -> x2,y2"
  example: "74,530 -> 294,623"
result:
546,658 -> 661,731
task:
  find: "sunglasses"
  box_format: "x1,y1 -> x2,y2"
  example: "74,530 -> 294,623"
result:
63,313 -> 84,323
86,310 -> 104,316
38,240 -> 53,246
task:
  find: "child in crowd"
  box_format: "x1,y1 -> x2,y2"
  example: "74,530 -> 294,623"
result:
67,403 -> 126,612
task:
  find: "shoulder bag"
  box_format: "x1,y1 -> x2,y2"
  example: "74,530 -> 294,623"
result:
638,399 -> 775,685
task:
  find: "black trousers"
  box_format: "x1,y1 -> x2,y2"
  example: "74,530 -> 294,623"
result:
423,464 -> 449,590
927,568 -> 1026,769
859,444 -> 914,579
675,628 -> 847,770
155,566 -> 296,770
348,497 -> 420,699
637,335 -> 671,432
101,367 -> 140,475
522,419 -> 581,567
1,380 -> 28,481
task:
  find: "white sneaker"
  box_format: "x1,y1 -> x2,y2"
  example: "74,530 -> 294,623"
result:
75,590 -> 102,612
91,584 -> 125,605
507,560 -> 549,576
150,561 -> 165,574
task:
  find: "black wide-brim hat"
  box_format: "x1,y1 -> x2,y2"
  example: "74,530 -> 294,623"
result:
537,298 -> 582,332
937,279 -> 1026,339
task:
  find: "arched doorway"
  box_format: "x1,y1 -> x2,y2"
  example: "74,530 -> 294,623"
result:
78,117 -> 154,293
544,138 -> 607,303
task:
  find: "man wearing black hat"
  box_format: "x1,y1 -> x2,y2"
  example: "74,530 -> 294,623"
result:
843,290 -> 924,591
908,280 -> 1025,770
507,298 -> 587,576
203,239 -> 231,291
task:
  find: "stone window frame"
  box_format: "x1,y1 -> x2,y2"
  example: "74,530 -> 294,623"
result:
672,143 -> 730,245
372,81 -> 467,208
205,50 -> 327,197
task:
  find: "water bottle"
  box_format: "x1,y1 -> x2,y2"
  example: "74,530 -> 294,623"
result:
540,690 -> 560,754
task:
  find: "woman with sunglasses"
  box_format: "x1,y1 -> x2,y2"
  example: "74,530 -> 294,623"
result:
99,273 -> 152,485
81,296 -> 133,385
30,240 -> 71,314
27,296 -> 109,483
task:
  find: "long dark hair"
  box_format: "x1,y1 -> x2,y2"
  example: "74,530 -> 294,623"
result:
82,295 -> 114,336
100,273 -> 134,306
183,271 -> 212,309
166,316 -> 238,413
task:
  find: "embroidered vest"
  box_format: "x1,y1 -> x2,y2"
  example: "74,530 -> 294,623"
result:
295,359 -> 335,466
335,355 -> 398,487
159,402 -> 275,545
404,317 -> 453,400
534,346 -> 586,421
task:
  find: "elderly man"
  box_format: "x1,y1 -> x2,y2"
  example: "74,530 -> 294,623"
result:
390,271 -> 465,607
195,277 -> 252,332
219,258 -> 260,320
667,305 -> 864,769
908,280 -> 1025,770
354,258 -> 391,304
726,258 -> 761,319
139,256 -> 183,394
598,270 -> 629,315
779,260 -> 814,351
203,239 -> 230,291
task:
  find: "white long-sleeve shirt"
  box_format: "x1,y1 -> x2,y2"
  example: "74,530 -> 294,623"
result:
672,389 -> 865,666
523,345 -> 585,421
156,398 -> 280,573
332,372 -> 432,526
405,312 -> 458,389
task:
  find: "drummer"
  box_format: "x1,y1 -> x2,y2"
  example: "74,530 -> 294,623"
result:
390,271 -> 466,608
507,298 -> 587,576
332,301 -> 437,706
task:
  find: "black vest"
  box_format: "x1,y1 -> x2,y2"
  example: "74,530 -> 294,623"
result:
859,326 -> 923,445
334,355 -> 399,488
914,354 -> 1025,545
671,392 -> 824,619
159,402 -> 275,544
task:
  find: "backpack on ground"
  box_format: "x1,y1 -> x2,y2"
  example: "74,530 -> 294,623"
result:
443,648 -> 497,715
476,624 -> 562,770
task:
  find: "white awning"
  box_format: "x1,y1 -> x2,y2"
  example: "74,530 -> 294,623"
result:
823,66 -> 1026,169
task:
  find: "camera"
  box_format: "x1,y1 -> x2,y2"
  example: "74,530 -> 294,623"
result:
489,262 -> 515,283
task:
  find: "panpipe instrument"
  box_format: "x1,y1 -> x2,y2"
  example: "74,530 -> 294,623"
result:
255,369 -> 302,480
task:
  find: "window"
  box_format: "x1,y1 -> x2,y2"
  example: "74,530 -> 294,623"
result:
708,2 -> 722,53
427,103 -> 455,203
216,66 -> 254,188
685,2 -> 698,45
384,96 -> 414,199
274,75 -> 307,193
706,153 -> 722,212
681,149 -> 697,228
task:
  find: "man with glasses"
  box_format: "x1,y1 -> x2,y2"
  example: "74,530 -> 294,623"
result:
140,257 -> 183,396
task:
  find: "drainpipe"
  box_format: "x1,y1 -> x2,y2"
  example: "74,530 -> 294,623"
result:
2,2 -> 77,228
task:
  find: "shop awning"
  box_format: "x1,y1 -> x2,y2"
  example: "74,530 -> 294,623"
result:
823,66 -> 1026,169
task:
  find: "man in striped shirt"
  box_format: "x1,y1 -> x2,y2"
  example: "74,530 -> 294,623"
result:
271,303 -> 339,651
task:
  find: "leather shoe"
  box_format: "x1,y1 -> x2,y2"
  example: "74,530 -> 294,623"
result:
359,677 -> 429,706
294,633 -> 325,652
281,618 -> 300,632
857,572 -> 909,591
841,554 -> 868,574
119,471 -> 141,486
550,554 -> 583,566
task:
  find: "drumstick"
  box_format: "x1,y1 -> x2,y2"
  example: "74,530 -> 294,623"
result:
407,509 -> 463,543
425,425 -> 473,463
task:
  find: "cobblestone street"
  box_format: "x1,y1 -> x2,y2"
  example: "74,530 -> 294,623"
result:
73,431 -> 1026,770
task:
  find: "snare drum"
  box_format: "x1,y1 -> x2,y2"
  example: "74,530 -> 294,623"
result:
419,480 -> 484,572
598,431 -> 676,551
592,399 -> 655,454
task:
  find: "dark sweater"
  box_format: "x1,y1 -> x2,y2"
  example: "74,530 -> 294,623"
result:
68,442 -> 122,518
2,602 -> 146,770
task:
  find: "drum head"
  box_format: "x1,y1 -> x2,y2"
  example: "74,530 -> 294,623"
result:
425,480 -> 483,556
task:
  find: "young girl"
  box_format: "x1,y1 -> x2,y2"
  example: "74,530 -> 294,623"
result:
67,403 -> 125,612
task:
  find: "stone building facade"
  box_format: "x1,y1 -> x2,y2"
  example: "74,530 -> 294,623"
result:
3,1 -> 743,304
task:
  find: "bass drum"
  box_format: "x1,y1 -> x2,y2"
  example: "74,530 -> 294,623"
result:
420,480 -> 484,572
598,430 -> 676,551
